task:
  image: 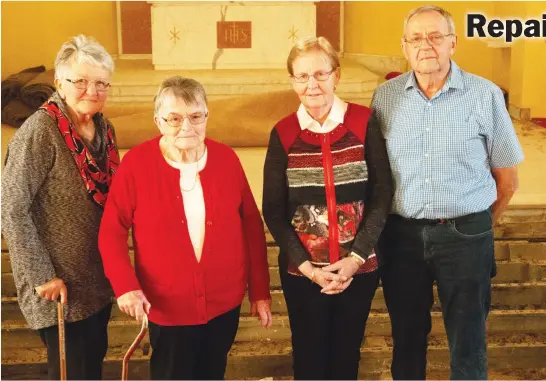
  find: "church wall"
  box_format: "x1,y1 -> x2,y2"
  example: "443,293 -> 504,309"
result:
344,1 -> 496,82
1,1 -> 118,78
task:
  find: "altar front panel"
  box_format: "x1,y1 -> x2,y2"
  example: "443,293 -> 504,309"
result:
150,2 -> 316,70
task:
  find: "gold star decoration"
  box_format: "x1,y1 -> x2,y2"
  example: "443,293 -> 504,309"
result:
288,26 -> 299,43
169,26 -> 180,44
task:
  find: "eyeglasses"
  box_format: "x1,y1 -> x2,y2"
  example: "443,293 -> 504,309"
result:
292,69 -> 337,83
65,78 -> 111,92
404,33 -> 454,48
161,112 -> 209,127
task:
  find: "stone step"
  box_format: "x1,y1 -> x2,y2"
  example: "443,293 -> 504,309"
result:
494,208 -> 546,240
3,282 -> 546,324
2,334 -> 546,380
0,247 -> 278,274
3,310 -> 546,356
254,283 -> 546,312
259,209 -> 546,242
106,58 -> 379,104
2,239 -> 546,264
108,79 -> 376,99
108,90 -> 374,104
3,239 -> 546,268
2,256 -> 545,299
495,240 -> 546,261
1,214 -> 545,254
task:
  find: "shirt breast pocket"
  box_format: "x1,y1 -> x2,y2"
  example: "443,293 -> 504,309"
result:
448,116 -> 486,160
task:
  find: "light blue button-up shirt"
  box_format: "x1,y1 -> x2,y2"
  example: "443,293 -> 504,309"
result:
371,60 -> 524,219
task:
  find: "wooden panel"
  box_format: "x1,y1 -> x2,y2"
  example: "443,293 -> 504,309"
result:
120,1 -> 152,54
316,1 -> 341,51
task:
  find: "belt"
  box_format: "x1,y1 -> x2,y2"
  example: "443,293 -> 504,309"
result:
393,215 -> 449,225
392,209 -> 489,226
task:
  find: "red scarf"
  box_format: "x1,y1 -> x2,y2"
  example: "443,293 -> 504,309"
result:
40,99 -> 119,207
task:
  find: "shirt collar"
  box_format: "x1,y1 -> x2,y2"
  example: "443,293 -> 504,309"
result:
296,94 -> 345,131
405,59 -> 464,91
404,71 -> 418,90
445,60 -> 464,90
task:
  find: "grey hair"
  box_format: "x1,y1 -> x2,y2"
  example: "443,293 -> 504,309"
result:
54,34 -> 114,81
403,5 -> 456,36
154,76 -> 208,115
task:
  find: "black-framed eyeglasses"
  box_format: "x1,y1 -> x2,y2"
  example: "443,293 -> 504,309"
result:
161,112 -> 209,127
65,78 -> 111,92
404,33 -> 454,48
292,69 -> 337,83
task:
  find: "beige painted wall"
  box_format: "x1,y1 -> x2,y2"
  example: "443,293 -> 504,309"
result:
1,1 -> 118,78
344,1 -> 496,81
2,1 -> 544,117
345,1 -> 546,117
516,2 -> 546,118
495,2 -> 546,117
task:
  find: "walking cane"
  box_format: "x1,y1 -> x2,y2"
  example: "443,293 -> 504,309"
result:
121,314 -> 148,381
57,301 -> 67,381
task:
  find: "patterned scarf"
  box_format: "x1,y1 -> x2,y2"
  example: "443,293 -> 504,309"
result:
40,99 -> 119,207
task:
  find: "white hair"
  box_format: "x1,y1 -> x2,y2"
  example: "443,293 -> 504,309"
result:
154,76 -> 208,115
403,5 -> 456,36
54,34 -> 114,80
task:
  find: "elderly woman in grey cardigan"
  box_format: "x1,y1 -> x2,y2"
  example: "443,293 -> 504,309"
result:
1,35 -> 119,380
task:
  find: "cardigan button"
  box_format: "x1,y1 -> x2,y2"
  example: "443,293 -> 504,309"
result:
206,221 -> 212,226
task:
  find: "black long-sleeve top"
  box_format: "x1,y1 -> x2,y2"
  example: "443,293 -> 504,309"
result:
262,103 -> 393,275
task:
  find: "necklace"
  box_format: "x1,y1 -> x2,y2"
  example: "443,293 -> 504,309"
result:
180,146 -> 207,192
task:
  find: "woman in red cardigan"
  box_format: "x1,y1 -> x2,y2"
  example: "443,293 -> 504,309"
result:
99,76 -> 272,380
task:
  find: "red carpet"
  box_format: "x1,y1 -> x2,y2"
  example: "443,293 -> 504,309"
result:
531,118 -> 546,128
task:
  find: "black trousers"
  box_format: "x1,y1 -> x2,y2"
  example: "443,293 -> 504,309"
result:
280,270 -> 379,380
38,303 -> 112,380
377,211 -> 494,380
148,305 -> 241,380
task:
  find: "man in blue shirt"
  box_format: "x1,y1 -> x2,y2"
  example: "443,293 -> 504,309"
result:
371,5 -> 524,380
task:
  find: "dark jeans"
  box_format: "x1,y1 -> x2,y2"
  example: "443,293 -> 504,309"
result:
377,210 -> 494,380
148,305 -> 241,380
38,303 -> 112,380
280,270 -> 379,380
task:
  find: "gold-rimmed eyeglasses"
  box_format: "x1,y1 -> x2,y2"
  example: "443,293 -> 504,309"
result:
404,33 -> 454,48
161,112 -> 209,127
292,69 -> 337,83
65,78 -> 111,92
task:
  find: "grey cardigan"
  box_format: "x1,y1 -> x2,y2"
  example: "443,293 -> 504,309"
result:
1,93 -> 116,330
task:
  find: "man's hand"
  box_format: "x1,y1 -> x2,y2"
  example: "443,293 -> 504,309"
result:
491,165 -> 519,225
117,290 -> 151,324
35,277 -> 68,304
251,299 -> 273,328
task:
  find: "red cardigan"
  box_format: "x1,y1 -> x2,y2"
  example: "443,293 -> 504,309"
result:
99,137 -> 271,326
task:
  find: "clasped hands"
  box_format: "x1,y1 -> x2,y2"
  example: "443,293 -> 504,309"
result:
299,255 -> 363,295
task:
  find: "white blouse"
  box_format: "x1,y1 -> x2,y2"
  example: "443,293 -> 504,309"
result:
166,149 -> 208,262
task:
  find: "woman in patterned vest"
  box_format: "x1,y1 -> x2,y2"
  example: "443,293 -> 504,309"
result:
262,36 -> 393,380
